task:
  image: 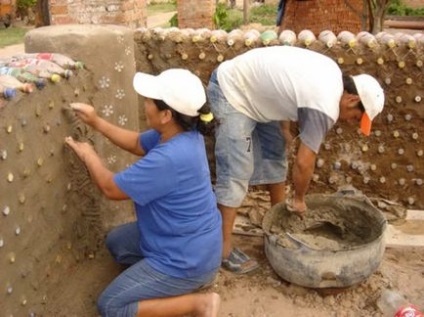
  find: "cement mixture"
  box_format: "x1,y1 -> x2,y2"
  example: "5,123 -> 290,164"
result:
268,199 -> 383,251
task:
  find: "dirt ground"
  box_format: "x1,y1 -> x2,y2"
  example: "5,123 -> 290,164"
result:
32,190 -> 424,317
40,226 -> 424,317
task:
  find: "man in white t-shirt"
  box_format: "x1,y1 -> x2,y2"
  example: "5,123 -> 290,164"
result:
206,46 -> 385,274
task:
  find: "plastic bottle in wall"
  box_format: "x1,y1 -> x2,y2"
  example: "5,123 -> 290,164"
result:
377,289 -> 423,317
357,31 -> 377,48
279,30 -> 296,46
0,75 -> 34,93
0,83 -> 17,99
338,31 -> 357,48
298,30 -> 316,46
9,58 -> 73,80
13,53 -> 83,69
318,30 -> 337,48
244,30 -> 260,46
0,66 -> 46,89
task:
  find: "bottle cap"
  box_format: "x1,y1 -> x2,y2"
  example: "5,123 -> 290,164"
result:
64,70 -> 73,78
51,74 -> 61,83
75,61 -> 84,69
23,83 -> 34,93
3,88 -> 17,99
35,79 -> 46,89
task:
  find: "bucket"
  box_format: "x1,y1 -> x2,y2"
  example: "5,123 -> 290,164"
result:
262,193 -> 387,288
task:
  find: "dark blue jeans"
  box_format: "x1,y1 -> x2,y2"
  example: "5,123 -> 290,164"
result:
97,222 -> 219,317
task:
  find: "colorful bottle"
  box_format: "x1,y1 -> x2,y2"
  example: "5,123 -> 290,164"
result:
377,289 -> 423,317
0,75 -> 34,93
260,30 -> 278,45
0,83 -> 17,99
13,53 -> 84,69
8,58 -> 73,80
0,66 -> 46,89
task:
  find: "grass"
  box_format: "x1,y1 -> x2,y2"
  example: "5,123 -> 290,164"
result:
0,26 -> 28,48
249,4 -> 277,25
216,3 -> 277,31
147,2 -> 177,15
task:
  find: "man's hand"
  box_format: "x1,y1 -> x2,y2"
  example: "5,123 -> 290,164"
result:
70,103 -> 98,127
286,197 -> 307,219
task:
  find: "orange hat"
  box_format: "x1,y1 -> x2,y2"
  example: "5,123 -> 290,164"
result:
351,74 -> 385,136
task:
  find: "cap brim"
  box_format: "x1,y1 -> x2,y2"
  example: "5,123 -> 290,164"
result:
133,72 -> 162,100
360,112 -> 372,136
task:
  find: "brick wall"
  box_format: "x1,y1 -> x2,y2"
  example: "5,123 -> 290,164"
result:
176,0 -> 216,29
49,0 -> 147,28
281,0 -> 366,35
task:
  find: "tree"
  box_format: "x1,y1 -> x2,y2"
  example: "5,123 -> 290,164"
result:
366,0 -> 391,33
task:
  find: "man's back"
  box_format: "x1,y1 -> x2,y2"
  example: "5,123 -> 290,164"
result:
217,46 -> 343,123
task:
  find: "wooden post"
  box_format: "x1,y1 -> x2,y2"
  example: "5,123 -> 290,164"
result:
243,0 -> 249,24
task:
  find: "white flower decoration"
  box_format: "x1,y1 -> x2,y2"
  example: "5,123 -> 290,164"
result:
102,105 -> 114,117
117,35 -> 125,44
114,61 -> 124,73
98,76 -> 110,89
125,47 -> 132,56
115,89 -> 125,100
118,115 -> 128,126
107,155 -> 117,165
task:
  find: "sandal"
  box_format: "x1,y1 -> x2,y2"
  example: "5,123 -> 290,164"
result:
221,248 -> 259,274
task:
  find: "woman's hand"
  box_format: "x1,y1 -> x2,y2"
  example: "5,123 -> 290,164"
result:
70,103 -> 98,127
65,136 -> 97,163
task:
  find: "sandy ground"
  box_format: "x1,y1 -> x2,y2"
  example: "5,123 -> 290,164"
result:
38,230 -> 424,317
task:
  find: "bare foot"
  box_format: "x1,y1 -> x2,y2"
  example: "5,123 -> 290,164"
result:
197,293 -> 220,317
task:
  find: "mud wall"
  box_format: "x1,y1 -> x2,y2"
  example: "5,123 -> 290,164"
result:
1,25 -> 138,315
134,28 -> 424,209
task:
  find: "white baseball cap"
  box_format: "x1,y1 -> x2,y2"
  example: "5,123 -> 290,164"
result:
133,68 -> 206,117
351,74 -> 385,136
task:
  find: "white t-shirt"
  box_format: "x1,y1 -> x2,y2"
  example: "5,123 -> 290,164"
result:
217,46 -> 343,153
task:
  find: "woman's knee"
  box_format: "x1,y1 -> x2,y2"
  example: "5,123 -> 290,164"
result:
105,228 -> 120,254
97,291 -> 108,317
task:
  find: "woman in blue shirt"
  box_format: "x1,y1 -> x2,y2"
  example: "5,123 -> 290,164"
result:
65,69 -> 222,317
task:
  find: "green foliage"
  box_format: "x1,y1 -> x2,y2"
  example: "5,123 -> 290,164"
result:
249,4 -> 277,25
147,2 -> 177,15
16,0 -> 37,11
213,3 -> 277,31
0,26 -> 28,48
213,3 -> 229,29
169,13 -> 178,27
387,0 -> 424,16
